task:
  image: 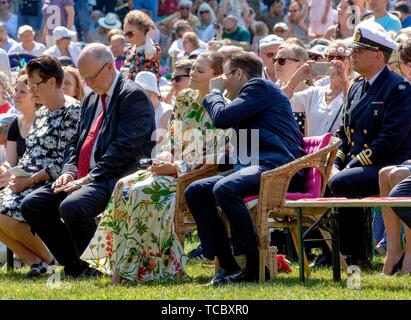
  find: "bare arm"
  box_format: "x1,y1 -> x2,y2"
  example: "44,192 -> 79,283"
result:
65,5 -> 75,30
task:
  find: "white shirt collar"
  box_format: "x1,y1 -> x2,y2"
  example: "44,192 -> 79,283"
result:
366,67 -> 385,86
104,70 -> 120,99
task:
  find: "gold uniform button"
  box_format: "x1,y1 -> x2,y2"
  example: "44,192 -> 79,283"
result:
351,141 -> 355,146
351,155 -> 355,159
363,129 -> 367,134
350,129 -> 354,133
364,144 -> 368,148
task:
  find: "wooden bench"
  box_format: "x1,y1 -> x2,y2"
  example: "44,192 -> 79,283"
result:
285,196 -> 411,283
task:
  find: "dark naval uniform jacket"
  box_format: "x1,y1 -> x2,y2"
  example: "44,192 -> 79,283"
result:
334,66 -> 411,170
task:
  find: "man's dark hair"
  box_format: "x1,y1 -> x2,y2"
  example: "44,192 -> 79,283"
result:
394,1 -> 409,14
227,51 -> 263,80
27,55 -> 64,88
382,51 -> 392,64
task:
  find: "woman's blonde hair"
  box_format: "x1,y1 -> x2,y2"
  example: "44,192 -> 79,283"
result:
0,72 -> 13,99
63,66 -> 85,102
125,10 -> 155,34
182,32 -> 200,50
107,28 -> 123,42
278,43 -> 309,61
15,74 -> 41,109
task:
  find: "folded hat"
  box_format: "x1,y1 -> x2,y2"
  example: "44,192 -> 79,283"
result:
53,26 -> 76,41
259,34 -> 284,48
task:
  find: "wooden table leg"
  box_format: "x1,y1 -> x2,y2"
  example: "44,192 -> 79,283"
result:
296,208 -> 305,283
6,248 -> 13,271
331,207 -> 341,281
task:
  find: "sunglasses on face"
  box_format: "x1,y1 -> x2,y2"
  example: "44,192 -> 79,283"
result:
124,31 -> 135,38
172,74 -> 190,83
199,11 -> 210,14
326,55 -> 346,62
180,6 -> 190,10
309,54 -> 321,61
274,57 -> 300,65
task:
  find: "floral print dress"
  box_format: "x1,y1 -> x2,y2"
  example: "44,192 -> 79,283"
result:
122,44 -> 161,80
81,89 -> 222,282
0,99 -> 81,222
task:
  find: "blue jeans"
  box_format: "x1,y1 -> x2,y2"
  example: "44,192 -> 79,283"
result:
18,1 -> 43,32
133,0 -> 158,22
74,0 -> 91,32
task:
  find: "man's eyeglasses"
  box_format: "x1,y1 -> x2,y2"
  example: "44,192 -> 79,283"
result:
326,55 -> 346,62
288,9 -> 300,13
82,62 -> 109,82
262,52 -> 276,58
28,78 -> 48,91
274,57 -> 300,65
224,69 -> 237,77
172,74 -> 190,83
223,28 -> 234,34
199,11 -> 210,14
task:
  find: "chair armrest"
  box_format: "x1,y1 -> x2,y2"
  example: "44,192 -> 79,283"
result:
257,137 -> 341,215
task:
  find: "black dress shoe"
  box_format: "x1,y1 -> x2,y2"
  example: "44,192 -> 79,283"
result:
223,269 -> 254,284
345,256 -> 372,270
208,268 -> 242,286
76,267 -> 104,279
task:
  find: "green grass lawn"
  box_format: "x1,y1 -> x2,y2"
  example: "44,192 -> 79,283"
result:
1,254 -> 410,300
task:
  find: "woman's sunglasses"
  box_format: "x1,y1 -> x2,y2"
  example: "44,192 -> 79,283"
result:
172,74 -> 190,83
274,57 -> 300,65
124,31 -> 134,38
326,55 -> 346,62
199,11 -> 210,14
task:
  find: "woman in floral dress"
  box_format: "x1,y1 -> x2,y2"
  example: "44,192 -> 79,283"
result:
122,10 -> 161,80
0,56 -> 80,277
82,51 -> 226,283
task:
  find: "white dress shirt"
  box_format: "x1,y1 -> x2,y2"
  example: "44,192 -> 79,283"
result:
89,71 -> 120,169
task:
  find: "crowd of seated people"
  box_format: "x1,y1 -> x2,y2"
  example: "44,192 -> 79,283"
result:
0,1 -> 411,286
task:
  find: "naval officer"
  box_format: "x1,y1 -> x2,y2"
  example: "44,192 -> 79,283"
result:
329,20 -> 411,268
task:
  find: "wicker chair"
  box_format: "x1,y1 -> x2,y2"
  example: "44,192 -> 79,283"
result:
247,134 -> 342,282
174,164 -> 221,248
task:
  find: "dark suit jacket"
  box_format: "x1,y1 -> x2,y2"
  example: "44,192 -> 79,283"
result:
203,78 -> 305,169
335,66 -> 411,169
62,75 -> 155,190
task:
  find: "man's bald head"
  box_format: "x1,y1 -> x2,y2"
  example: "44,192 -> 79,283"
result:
78,43 -> 114,66
222,15 -> 238,34
78,43 -> 117,95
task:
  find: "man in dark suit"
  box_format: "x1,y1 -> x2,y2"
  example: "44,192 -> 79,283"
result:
184,51 -> 305,285
329,21 -> 411,268
21,43 -> 155,277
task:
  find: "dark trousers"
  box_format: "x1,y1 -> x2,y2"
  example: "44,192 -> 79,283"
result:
20,181 -> 112,271
184,165 -> 304,263
329,165 -> 384,259
390,175 -> 411,229
93,0 -> 116,14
